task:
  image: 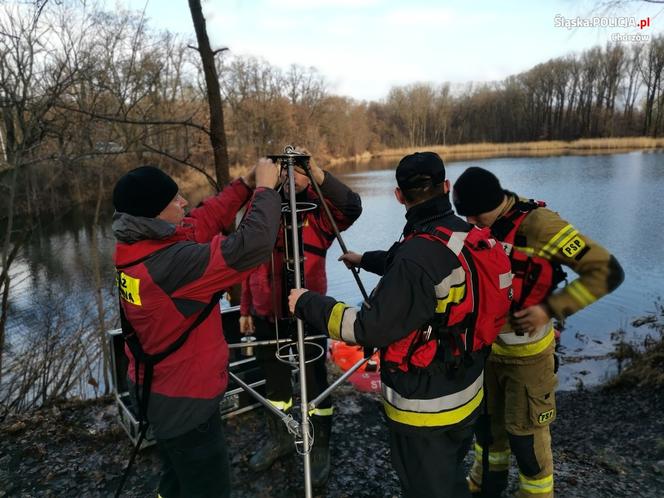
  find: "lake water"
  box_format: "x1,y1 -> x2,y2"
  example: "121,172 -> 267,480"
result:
6,151 -> 664,391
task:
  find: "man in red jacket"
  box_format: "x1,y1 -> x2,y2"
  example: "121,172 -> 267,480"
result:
239,157 -> 362,486
113,159 -> 280,498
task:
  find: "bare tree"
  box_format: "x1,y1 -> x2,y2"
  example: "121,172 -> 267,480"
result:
639,34 -> 664,135
188,0 -> 229,189
0,2 -> 84,382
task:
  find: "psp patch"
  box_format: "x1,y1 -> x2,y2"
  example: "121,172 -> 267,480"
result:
538,409 -> 555,424
118,272 -> 142,306
561,236 -> 586,258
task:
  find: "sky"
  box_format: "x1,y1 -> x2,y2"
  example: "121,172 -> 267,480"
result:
124,0 -> 664,101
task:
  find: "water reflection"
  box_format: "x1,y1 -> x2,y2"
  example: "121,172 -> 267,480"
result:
327,151 -> 664,389
7,151 -> 664,390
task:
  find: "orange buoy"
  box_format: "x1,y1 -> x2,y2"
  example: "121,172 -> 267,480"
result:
329,340 -> 381,393
329,340 -> 379,372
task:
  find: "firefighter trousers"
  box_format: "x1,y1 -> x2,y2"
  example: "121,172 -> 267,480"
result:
468,352 -> 557,497
389,424 -> 474,498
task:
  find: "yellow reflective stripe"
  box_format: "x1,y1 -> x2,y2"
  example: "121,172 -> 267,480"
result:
473,443 -> 511,466
519,473 -> 553,494
309,407 -> 334,416
327,303 -> 349,341
492,327 -> 555,357
545,228 -> 579,258
514,245 -> 536,256
383,372 -> 483,412
268,398 -> 293,411
565,280 -> 596,307
435,267 -> 466,297
537,224 -> 576,259
383,386 -> 483,427
436,284 -> 466,313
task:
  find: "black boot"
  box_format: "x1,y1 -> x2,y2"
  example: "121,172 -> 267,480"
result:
248,410 -> 295,472
310,415 -> 332,488
469,470 -> 508,497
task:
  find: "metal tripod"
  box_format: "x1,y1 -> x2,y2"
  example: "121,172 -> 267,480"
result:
228,145 -> 372,498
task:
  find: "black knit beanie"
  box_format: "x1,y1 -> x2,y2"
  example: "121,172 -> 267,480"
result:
113,166 -> 179,218
453,166 -> 505,216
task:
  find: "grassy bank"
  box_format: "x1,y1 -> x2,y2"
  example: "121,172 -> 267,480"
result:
607,305 -> 664,389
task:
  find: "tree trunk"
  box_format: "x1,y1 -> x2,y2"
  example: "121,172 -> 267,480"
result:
188,0 -> 230,190
90,170 -> 110,395
0,144 -> 21,384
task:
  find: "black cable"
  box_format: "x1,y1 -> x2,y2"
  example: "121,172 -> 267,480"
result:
114,424 -> 148,498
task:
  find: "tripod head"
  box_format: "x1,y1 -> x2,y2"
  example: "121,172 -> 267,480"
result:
267,144 -> 311,172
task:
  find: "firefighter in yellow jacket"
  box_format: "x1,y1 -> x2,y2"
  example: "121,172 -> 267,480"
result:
452,167 -> 624,498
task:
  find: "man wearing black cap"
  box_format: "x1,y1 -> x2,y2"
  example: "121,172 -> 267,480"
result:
113,160 -> 281,498
288,152 -> 496,498
453,166 -> 624,498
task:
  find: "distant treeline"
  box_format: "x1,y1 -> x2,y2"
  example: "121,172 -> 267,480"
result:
220,38 -> 664,159
2,4 -> 664,217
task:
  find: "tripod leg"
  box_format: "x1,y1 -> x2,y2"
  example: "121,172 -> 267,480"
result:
286,159 -> 313,498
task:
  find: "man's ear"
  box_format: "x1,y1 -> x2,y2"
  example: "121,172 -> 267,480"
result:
443,179 -> 450,194
394,187 -> 406,205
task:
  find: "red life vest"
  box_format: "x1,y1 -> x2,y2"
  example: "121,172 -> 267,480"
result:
383,223 -> 512,372
490,199 -> 566,312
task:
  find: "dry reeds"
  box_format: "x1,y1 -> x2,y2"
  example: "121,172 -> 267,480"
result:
174,137 -> 664,199
372,137 -> 664,162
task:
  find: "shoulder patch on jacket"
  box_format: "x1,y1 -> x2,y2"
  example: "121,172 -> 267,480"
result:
561,236 -> 586,258
118,271 -> 142,306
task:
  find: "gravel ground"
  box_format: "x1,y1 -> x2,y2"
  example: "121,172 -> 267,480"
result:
1,376 -> 663,498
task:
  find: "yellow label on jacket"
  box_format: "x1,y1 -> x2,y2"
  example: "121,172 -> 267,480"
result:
538,409 -> 555,424
119,272 -> 142,306
561,236 -> 585,258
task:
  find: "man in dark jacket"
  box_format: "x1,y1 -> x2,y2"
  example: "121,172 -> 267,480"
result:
113,159 -> 280,498
288,152 -> 487,498
239,156 -> 362,486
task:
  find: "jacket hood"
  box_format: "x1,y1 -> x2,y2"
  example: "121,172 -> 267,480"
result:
112,212 -> 176,244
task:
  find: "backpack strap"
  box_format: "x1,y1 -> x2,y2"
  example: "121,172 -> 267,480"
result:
407,224 -> 479,372
491,197 -> 541,241
408,223 -> 454,245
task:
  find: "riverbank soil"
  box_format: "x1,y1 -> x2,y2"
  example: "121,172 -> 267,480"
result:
1,373 -> 663,497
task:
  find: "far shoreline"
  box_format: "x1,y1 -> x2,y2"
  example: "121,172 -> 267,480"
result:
326,136 -> 664,167
178,136 -> 664,204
